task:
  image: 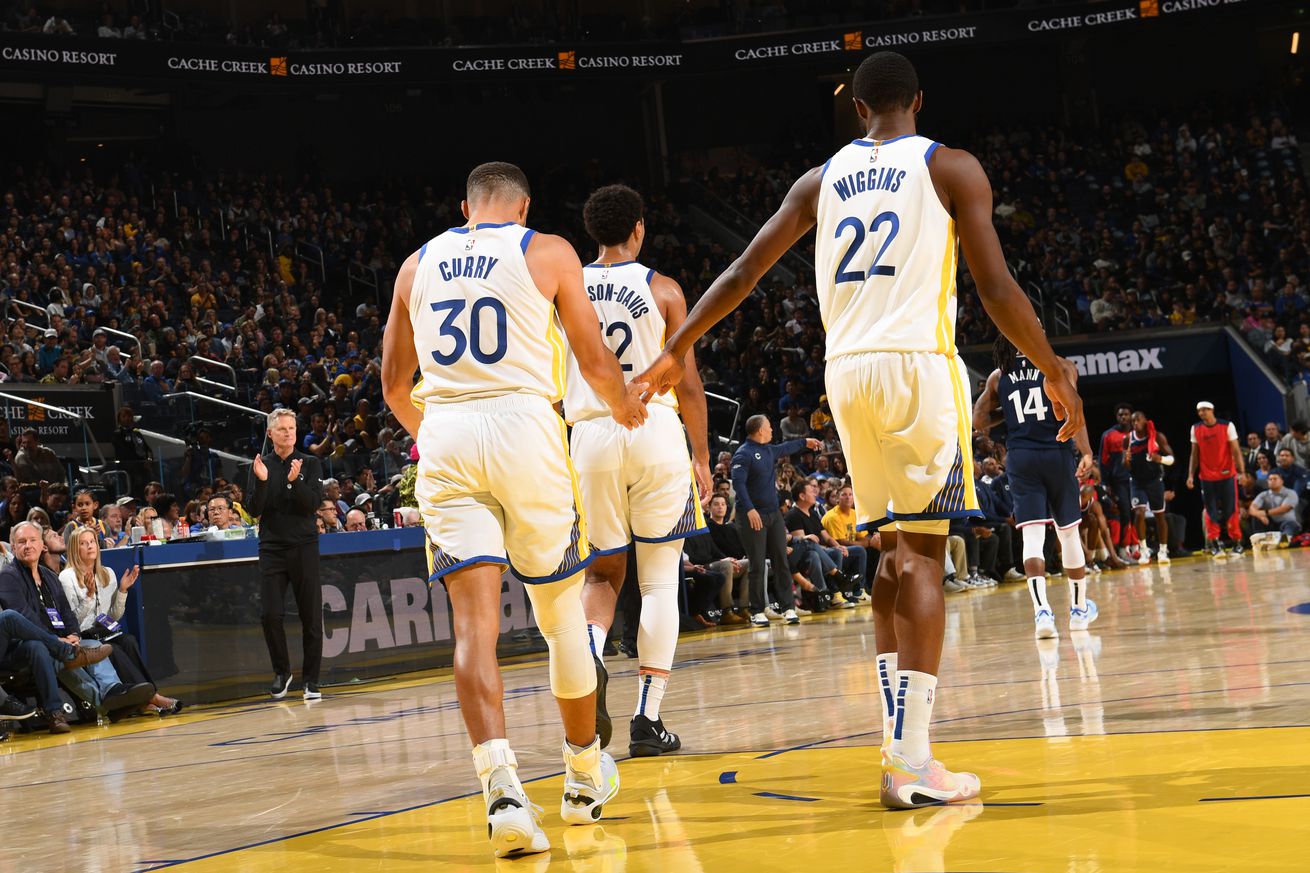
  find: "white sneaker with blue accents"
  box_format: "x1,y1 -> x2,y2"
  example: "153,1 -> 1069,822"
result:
1034,609 -> 1058,639
1069,599 -> 1099,632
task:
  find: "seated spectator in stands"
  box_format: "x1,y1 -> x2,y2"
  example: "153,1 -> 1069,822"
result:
317,499 -> 343,533
973,461 -> 1021,582
683,528 -> 748,625
42,483 -> 70,529
779,404 -> 809,441
131,504 -> 159,538
1260,421 -> 1282,459
1277,421 -> 1310,469
681,552 -> 729,628
344,508 -> 367,532
183,500 -> 206,532
59,527 -> 181,715
41,525 -> 66,575
0,522 -> 123,730
810,455 -> 834,481
224,482 -> 255,525
142,360 -> 172,402
354,492 -> 375,516
820,484 -> 876,599
60,488 -> 105,542
0,604 -> 112,734
13,428 -> 65,485
400,507 -> 423,528
786,480 -> 863,604
144,481 -> 164,508
302,413 -> 339,459
36,329 -> 61,373
1254,452 -> 1273,482
1273,448 -> 1307,495
1249,471 -> 1300,541
949,515 -> 998,588
205,494 -> 245,533
100,504 -> 129,548
322,478 -> 349,521
315,514 -> 328,535
153,493 -> 182,531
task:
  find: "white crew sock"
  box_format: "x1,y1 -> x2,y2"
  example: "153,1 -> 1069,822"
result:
586,622 -> 607,665
1028,576 -> 1049,613
875,652 -> 898,730
890,670 -> 938,766
634,671 -> 668,720
1069,577 -> 1087,611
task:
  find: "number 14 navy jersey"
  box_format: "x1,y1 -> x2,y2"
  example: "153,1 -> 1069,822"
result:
1000,354 -> 1062,450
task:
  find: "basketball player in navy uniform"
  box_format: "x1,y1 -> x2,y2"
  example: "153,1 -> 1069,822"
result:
638,52 -> 1083,808
564,184 -> 711,759
1125,410 -> 1175,565
974,334 -> 1095,640
381,162 -> 648,858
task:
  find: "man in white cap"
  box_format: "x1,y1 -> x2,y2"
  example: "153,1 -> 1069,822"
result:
1186,401 -> 1245,555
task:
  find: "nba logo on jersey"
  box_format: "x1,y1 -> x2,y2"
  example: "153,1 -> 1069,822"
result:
464,237 -> 476,251
869,147 -> 880,163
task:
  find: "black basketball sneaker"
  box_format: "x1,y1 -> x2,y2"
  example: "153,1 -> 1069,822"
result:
629,714 -> 681,757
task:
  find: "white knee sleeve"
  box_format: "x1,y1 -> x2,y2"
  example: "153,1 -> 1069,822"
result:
1022,524 -> 1047,563
524,573 -> 596,700
634,540 -> 681,674
1055,524 -> 1085,571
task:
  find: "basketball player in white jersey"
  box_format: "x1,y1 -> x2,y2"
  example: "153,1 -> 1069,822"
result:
381,162 -> 648,858
639,52 -> 1084,808
563,184 -> 711,759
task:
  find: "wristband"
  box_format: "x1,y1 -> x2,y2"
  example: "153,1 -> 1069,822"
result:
1160,455 -> 1175,466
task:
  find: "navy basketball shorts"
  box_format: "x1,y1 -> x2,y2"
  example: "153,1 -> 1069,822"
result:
1130,478 -> 1166,514
1006,447 -> 1082,529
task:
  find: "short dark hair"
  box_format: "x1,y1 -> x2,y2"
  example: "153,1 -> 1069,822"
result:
1269,470 -> 1284,479
583,185 -> 644,247
745,414 -> 770,437
466,161 -> 530,204
1292,420 -> 1308,434
1115,402 -> 1133,414
207,494 -> 233,510
852,52 -> 919,115
790,480 -> 814,501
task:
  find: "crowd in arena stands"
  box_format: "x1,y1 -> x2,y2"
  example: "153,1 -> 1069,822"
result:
5,1 -> 1010,50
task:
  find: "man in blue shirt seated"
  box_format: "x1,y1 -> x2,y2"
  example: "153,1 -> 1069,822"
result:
202,494 -> 247,533
730,414 -> 821,627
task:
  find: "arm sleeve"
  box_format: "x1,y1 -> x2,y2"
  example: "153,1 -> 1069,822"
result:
730,458 -> 754,512
776,439 -> 806,458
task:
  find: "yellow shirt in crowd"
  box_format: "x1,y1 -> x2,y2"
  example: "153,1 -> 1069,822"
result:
822,505 -> 858,543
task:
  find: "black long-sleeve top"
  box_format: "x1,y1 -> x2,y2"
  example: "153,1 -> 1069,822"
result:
246,449 -> 323,549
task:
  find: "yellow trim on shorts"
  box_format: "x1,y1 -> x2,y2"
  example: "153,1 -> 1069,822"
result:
946,359 -> 979,511
552,411 -> 591,564
546,315 -> 567,403
689,459 -> 707,531
935,219 -> 958,355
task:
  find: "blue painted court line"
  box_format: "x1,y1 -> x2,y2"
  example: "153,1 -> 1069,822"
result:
753,791 -> 820,802
719,771 -> 737,784
1199,793 -> 1310,802
1289,602 -> 1310,614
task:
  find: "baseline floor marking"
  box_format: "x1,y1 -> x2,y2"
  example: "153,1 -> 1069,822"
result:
1199,793 -> 1310,802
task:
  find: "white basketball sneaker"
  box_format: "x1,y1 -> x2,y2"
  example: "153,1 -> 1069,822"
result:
561,739 -> 620,825
1034,609 -> 1058,639
1069,599 -> 1099,631
1157,545 -> 1171,565
474,743 -> 549,859
1137,547 -> 1151,566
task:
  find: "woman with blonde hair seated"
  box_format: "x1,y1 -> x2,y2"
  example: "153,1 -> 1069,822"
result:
58,526 -> 183,716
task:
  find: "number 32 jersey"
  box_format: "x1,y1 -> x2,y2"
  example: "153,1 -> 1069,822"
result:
408,222 -> 567,407
815,134 -> 959,358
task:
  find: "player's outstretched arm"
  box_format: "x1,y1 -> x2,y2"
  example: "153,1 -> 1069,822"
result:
935,147 -> 1083,442
972,369 -> 1004,434
381,250 -> 422,440
639,165 -> 823,396
530,232 -> 648,429
655,273 -> 712,501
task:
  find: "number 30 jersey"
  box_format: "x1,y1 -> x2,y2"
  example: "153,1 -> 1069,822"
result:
814,133 -> 959,358
562,260 -> 676,423
408,221 -> 567,407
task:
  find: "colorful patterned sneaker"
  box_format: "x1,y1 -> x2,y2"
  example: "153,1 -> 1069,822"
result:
1034,609 -> 1058,639
484,766 -> 549,858
561,740 -> 620,825
880,717 -> 895,766
1068,598 -> 1099,632
881,752 -> 982,809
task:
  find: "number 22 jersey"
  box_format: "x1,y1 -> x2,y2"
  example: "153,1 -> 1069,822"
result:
407,221 -> 567,407
814,133 -> 959,358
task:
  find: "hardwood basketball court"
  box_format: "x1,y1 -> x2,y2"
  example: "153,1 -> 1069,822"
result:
5,550 -> 1308,872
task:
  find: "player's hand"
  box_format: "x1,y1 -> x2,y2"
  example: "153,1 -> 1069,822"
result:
1186,476 -> 1195,490
636,350 -> 683,400
287,458 -> 302,481
252,454 -> 268,481
693,457 -> 712,508
747,509 -> 763,531
1147,452 -> 1162,464
1042,359 -> 1084,443
609,381 -> 650,430
804,438 -> 822,451
1076,453 -> 1094,479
